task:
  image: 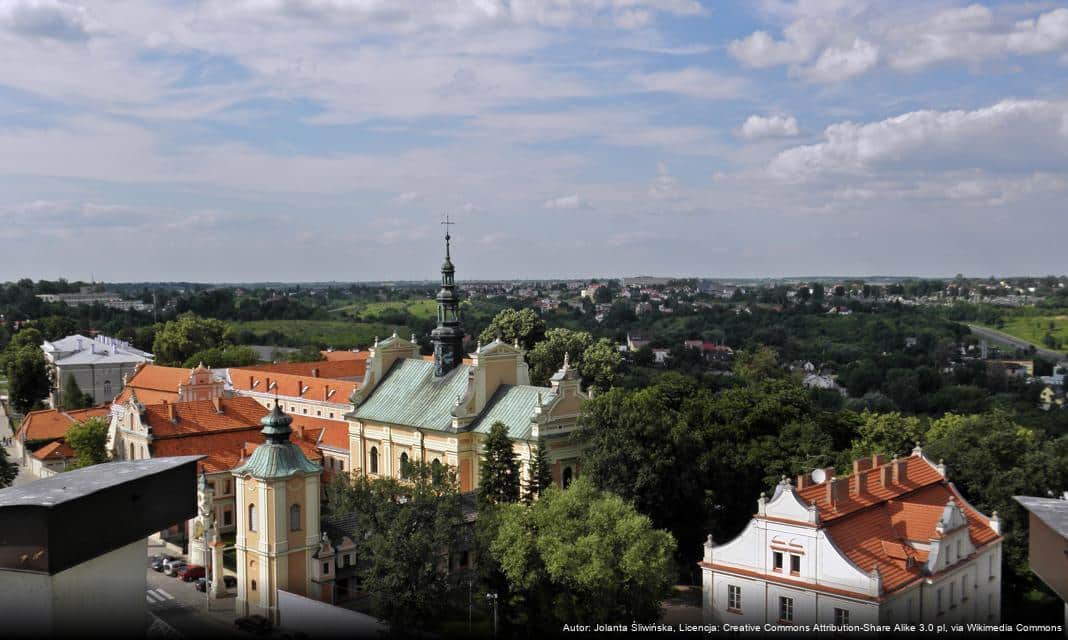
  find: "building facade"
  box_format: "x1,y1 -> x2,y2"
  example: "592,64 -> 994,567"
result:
701,449 -> 1003,627
345,233 -> 586,492
42,334 -> 153,406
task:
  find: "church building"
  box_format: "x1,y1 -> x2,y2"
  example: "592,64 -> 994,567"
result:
345,230 -> 586,492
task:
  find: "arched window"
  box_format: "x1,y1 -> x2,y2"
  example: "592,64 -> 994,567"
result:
248,504 -> 257,532
562,467 -> 573,489
290,504 -> 301,531
400,452 -> 409,478
103,380 -> 112,395
370,447 -> 379,474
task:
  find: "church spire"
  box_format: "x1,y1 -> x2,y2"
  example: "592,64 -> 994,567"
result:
431,216 -> 464,376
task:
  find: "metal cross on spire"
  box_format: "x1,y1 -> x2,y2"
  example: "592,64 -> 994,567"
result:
442,214 -> 455,257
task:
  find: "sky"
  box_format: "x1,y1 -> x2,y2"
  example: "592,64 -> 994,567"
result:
1,0 -> 1067,282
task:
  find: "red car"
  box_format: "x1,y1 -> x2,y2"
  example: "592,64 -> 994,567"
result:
179,565 -> 206,582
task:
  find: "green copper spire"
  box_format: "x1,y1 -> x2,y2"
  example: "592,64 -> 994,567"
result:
432,216 -> 464,377
260,402 -> 293,444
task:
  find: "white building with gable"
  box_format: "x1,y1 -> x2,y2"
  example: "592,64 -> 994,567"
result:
701,449 -> 1003,627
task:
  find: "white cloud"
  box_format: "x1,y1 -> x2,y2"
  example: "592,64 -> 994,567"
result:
1007,8 -> 1068,54
739,114 -> 800,139
0,0 -> 90,42
543,195 -> 587,210
800,37 -> 878,82
631,67 -> 747,99
768,99 -> 1068,181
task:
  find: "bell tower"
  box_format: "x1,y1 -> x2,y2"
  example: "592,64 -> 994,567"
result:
431,217 -> 465,376
232,403 -> 324,623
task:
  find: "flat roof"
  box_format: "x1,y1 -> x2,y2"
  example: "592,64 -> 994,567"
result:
1014,495 -> 1068,539
0,457 -> 202,508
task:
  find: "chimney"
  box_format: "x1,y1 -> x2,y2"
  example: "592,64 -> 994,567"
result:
826,477 -> 847,508
819,467 -> 835,485
853,458 -> 874,474
249,375 -> 254,389
872,454 -> 887,468
880,464 -> 893,488
296,424 -> 305,441
211,396 -> 221,413
853,469 -> 868,496
797,474 -> 812,489
312,368 -> 319,378
298,380 -> 303,396
891,457 -> 908,484
167,403 -> 176,423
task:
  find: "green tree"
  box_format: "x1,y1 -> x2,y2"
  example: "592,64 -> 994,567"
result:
66,416 -> 111,469
0,442 -> 16,488
60,375 -> 94,410
181,345 -> 259,368
849,411 -> 926,460
8,327 -> 43,351
488,478 -> 675,632
151,314 -> 232,366
732,345 -> 783,382
328,462 -> 462,634
632,345 -> 654,367
524,439 -> 552,503
577,337 -> 622,392
4,343 -> 52,414
527,328 -> 593,386
478,308 -> 546,351
479,421 -> 521,506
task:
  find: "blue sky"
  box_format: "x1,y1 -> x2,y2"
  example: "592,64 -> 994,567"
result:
1,0 -> 1067,281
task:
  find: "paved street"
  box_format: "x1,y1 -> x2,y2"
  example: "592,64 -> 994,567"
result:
967,323 -> 1066,362
145,543 -> 251,639
0,400 -> 35,487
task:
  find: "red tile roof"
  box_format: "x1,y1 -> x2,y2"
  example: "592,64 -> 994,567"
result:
786,454 -> 1001,595
32,440 -> 76,461
289,415 -> 349,451
114,364 -> 193,404
142,397 -> 268,438
234,357 -> 367,380
19,406 -> 110,443
153,428 -> 324,474
320,350 -> 365,362
229,369 -> 359,406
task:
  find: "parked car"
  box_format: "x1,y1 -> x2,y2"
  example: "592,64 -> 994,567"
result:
150,555 -> 177,572
179,565 -> 206,582
196,575 -> 238,592
234,614 -> 271,635
165,560 -> 187,577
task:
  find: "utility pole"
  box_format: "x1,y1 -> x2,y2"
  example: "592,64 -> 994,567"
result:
486,592 -> 498,638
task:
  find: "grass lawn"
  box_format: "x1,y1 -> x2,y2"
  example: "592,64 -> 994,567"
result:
993,315 -> 1068,350
230,320 -> 408,350
362,299 -> 438,320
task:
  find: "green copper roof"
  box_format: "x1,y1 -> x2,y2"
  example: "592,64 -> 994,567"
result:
354,359 -> 471,430
469,385 -> 555,441
260,403 -> 293,444
232,443 -> 321,479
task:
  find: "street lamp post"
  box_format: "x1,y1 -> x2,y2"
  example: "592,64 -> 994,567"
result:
485,592 -> 498,638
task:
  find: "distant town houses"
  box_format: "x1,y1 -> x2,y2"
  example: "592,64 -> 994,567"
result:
42,333 -> 154,406
36,286 -> 152,311
702,449 -> 1003,626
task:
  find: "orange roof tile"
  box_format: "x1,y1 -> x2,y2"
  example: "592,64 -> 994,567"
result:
288,415 -> 349,451
796,456 -> 944,523
142,397 -> 268,438
32,440 -> 76,461
234,357 -> 367,380
320,350 -> 365,362
824,481 -> 1000,593
19,406 -> 110,443
230,370 -> 359,406
153,426 -> 324,474
115,364 -> 193,404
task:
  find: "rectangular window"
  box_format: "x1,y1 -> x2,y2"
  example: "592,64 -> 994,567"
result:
834,608 -> 849,625
961,575 -> 968,601
223,510 -> 232,526
950,582 -> 956,607
323,562 -> 329,574
773,551 -> 784,572
956,540 -> 961,559
937,589 -> 944,614
988,554 -> 996,580
727,585 -> 742,612
988,593 -> 994,617
779,596 -> 794,623
790,554 -> 801,575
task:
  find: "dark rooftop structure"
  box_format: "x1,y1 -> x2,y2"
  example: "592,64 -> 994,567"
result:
0,456 -> 202,574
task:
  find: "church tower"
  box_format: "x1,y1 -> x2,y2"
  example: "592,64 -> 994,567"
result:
431,225 -> 465,376
232,403 -> 324,623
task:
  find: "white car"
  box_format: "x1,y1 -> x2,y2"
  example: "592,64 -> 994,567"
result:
164,560 -> 187,577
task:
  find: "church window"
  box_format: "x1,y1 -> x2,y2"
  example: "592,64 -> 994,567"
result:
727,585 -> 741,612
249,504 -> 257,532
370,447 -> 379,474
562,467 -> 573,489
290,504 -> 301,531
400,452 -> 410,478
129,443 -> 135,460
432,458 -> 442,480
103,380 -> 112,395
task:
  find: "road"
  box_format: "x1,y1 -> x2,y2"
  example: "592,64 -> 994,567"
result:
0,401 -> 36,487
967,324 -> 1066,362
145,543 -> 254,639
